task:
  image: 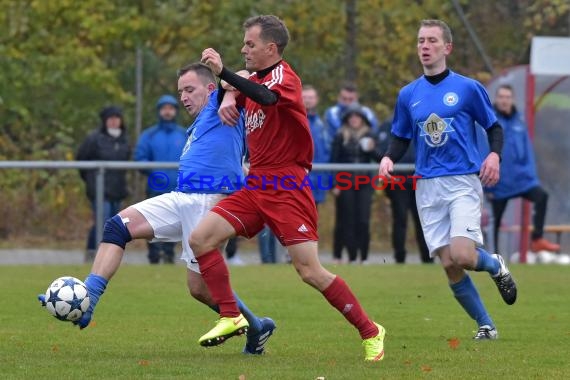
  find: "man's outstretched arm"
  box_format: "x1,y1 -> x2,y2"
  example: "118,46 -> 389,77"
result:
202,48 -> 278,106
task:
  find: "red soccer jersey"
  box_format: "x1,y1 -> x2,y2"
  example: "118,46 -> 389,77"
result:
238,60 -> 313,171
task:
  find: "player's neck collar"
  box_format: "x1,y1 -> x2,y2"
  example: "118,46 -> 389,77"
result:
424,68 -> 450,85
256,60 -> 283,79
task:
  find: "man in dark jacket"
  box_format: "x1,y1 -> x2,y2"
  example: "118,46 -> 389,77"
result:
330,104 -> 377,264
135,95 -> 186,264
77,106 -> 130,262
485,84 -> 560,253
377,118 -> 432,263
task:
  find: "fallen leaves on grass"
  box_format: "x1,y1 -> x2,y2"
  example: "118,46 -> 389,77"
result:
238,375 -> 246,380
51,345 -> 59,352
138,360 -> 150,366
421,365 -> 432,372
447,337 -> 460,350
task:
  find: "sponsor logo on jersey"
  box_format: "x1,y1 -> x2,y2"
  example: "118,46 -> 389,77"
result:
245,109 -> 266,134
443,92 -> 459,106
417,113 -> 455,147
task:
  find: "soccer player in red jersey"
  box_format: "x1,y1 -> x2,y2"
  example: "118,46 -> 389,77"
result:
195,15 -> 385,361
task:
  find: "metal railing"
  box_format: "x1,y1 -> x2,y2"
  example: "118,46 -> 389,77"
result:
0,161 -> 415,244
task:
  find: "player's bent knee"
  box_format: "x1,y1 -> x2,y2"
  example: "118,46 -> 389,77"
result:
450,250 -> 475,269
189,231 -> 208,253
101,214 -> 133,249
189,229 -> 224,254
295,264 -> 331,290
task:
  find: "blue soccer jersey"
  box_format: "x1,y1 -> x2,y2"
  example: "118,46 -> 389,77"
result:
176,90 -> 246,194
392,70 -> 497,178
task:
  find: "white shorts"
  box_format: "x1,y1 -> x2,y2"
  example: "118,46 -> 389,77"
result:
132,192 -> 225,272
416,174 -> 484,256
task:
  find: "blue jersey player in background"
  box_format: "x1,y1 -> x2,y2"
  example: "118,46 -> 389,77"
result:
379,20 -> 517,340
39,63 -> 276,354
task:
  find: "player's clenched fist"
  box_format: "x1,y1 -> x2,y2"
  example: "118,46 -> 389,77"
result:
201,48 -> 223,75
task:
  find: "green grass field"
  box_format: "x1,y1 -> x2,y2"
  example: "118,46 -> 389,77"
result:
1,264 -> 569,379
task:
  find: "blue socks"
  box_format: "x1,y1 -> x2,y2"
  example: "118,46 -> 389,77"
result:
450,274 -> 494,328
84,273 -> 108,307
475,247 -> 500,276
208,292 -> 262,333
77,273 -> 109,328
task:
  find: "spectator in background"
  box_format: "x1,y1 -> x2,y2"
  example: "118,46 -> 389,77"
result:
135,94 -> 186,264
258,225 -> 278,263
302,85 -> 330,207
485,84 -> 560,253
325,82 -> 379,138
77,106 -> 130,262
225,237 -> 245,266
331,104 -> 377,264
377,118 -> 432,264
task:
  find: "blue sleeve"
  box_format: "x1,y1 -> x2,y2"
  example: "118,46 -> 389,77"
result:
324,107 -> 339,137
470,82 -> 497,129
134,132 -> 152,162
391,91 -> 413,139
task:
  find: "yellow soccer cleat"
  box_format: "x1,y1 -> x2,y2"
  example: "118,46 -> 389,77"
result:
363,323 -> 386,362
198,314 -> 249,347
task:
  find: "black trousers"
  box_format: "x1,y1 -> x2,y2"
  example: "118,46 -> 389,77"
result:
148,241 -> 176,264
333,187 -> 373,262
225,236 -> 238,259
492,185 -> 549,248
385,181 -> 432,263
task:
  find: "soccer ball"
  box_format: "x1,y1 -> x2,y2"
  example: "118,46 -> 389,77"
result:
44,277 -> 90,322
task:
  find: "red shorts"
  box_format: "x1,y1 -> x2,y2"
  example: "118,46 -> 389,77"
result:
212,166 -> 319,246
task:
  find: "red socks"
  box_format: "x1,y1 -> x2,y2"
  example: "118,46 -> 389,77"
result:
195,249 -> 240,317
322,276 -> 379,339
197,251 -> 378,338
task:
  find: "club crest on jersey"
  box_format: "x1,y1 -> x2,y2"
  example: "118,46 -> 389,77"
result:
417,113 -> 455,147
245,109 -> 266,134
443,92 -> 459,106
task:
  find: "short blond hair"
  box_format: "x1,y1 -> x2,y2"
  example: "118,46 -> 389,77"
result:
420,19 -> 453,43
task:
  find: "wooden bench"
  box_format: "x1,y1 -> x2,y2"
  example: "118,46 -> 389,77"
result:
500,225 -> 570,245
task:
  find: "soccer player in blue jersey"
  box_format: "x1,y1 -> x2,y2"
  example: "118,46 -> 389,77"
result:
379,20 -> 517,340
39,63 -> 276,354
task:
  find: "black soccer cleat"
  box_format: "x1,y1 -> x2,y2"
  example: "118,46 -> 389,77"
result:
473,325 -> 498,340
491,254 -> 517,305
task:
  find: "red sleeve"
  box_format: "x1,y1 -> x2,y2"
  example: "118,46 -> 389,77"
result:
261,65 -> 299,106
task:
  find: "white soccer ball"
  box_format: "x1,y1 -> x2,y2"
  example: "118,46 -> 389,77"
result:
44,276 -> 90,322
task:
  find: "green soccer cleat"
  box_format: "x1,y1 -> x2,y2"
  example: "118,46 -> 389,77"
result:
362,323 -> 386,362
198,314 -> 249,347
